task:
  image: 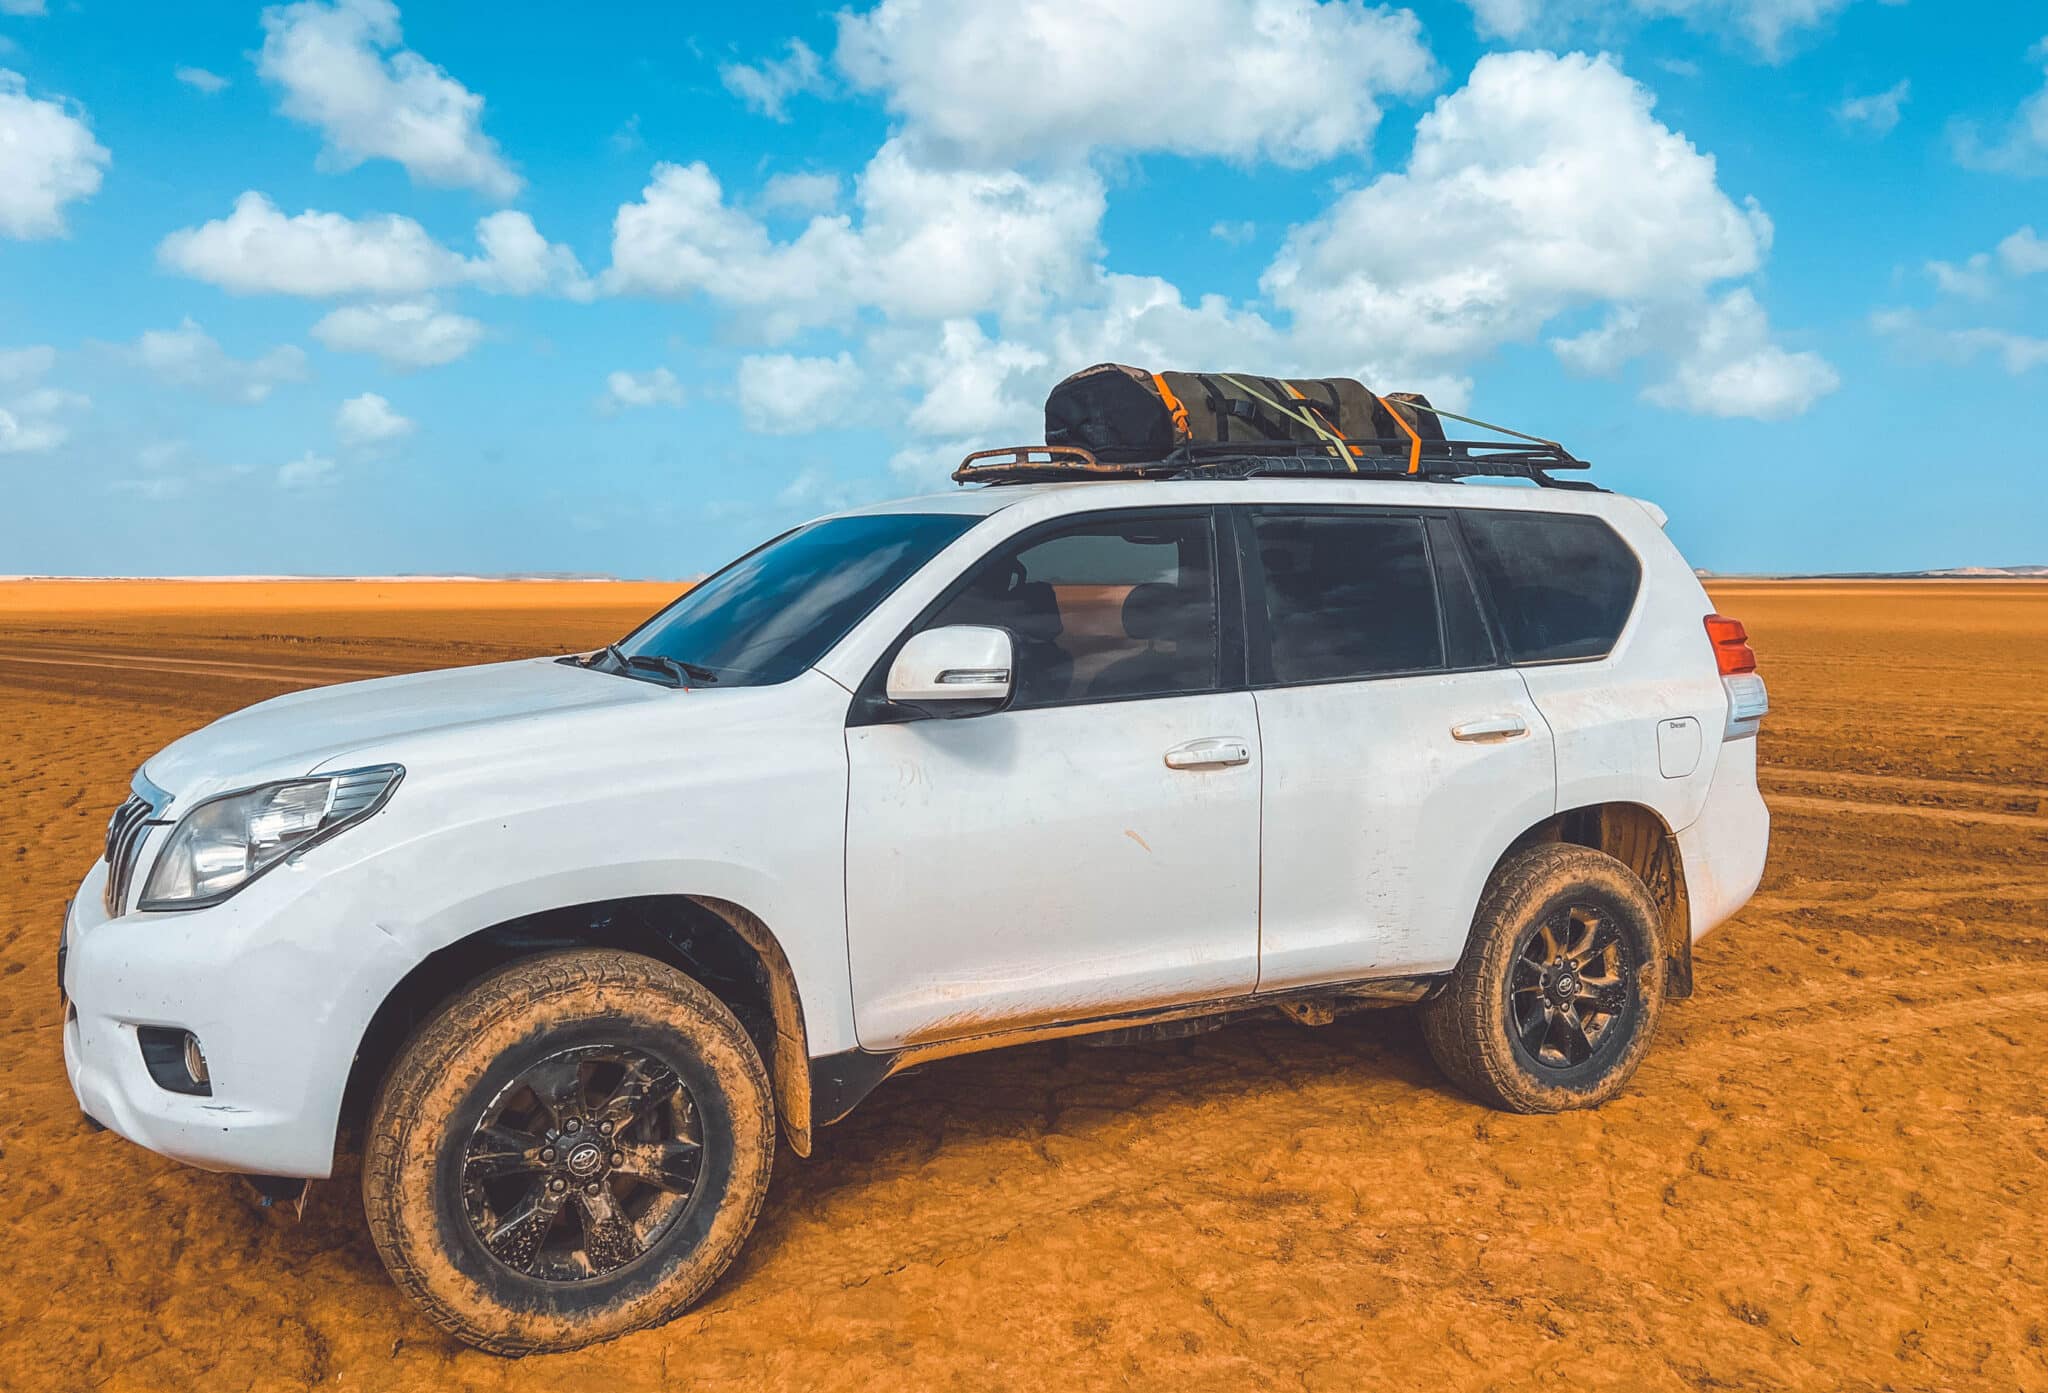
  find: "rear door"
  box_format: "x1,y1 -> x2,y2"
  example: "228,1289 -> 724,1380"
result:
1242,507 -> 1557,988
843,507 -> 1263,1050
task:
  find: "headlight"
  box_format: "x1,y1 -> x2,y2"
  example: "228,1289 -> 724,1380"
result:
139,765 -> 403,910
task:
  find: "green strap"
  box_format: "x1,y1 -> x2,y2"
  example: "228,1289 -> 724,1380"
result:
1215,373 -> 1357,471
1383,397 -> 1562,450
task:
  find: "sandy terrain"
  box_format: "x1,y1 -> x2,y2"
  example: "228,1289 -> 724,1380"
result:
3,578 -> 2044,1392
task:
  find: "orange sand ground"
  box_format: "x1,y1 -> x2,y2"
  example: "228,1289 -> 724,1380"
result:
2,578 -> 2044,1392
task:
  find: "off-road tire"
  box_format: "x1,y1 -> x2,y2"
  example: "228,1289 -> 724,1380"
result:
1421,844 -> 1666,1113
362,949 -> 775,1354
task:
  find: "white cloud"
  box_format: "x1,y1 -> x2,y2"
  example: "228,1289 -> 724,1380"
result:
1836,79 -> 1909,136
760,170 -> 842,215
158,192 -> 586,298
1640,289 -> 1839,419
257,0 -> 521,198
735,352 -> 862,433
175,66 -> 231,94
890,322 -> 1042,439
1264,51 -> 1777,384
471,209 -> 594,298
0,352 -> 85,455
311,298 -> 483,368
1872,309 -> 2048,375
0,0 -> 46,15
1919,226 -> 2048,301
0,70 -> 110,239
1952,38 -> 2048,176
721,38 -> 827,121
599,367 -> 684,412
130,319 -> 310,404
335,391 -> 414,444
605,140 -> 1104,337
1463,0 -> 1542,38
278,450 -> 339,489
1210,220 -> 1257,246
1926,252 -> 1996,301
2001,226 -> 2048,276
1460,0 -> 1880,60
836,0 -> 1436,166
0,344 -> 55,383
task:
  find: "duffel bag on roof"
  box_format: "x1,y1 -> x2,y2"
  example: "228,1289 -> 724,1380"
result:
1042,363 -> 1444,463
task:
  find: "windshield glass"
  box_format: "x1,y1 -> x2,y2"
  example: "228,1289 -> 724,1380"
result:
616,512 -> 978,687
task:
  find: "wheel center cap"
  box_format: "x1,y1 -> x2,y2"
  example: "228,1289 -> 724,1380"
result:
565,1142 -> 604,1177
1551,971 -> 1578,1003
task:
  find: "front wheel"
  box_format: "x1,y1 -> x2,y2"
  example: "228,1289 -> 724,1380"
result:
362,949 -> 775,1354
1421,844 -> 1667,1113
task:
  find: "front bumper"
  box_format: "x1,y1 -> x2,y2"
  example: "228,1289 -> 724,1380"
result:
60,859 -> 416,1178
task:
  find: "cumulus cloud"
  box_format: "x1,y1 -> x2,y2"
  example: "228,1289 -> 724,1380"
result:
0,346 -> 86,455
1835,79 -> 1909,136
1459,0 -> 1875,60
0,345 -> 56,383
598,367 -> 684,412
735,352 -> 862,433
760,170 -> 842,215
1925,252 -> 1996,301
278,450 -> 338,489
1263,51 -> 1803,399
604,140 -> 1103,337
175,66 -> 230,94
0,70 -> 110,239
257,0 -> 521,198
335,391 -> 414,444
1953,39 -> 2048,177
721,39 -> 827,121
836,0 -> 1436,166
1640,289 -> 1839,419
2000,226 -> 2048,276
129,319 -> 311,404
311,298 -> 483,368
1872,309 -> 2048,375
158,192 -> 587,298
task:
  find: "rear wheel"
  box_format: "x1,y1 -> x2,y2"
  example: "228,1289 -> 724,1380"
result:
362,949 -> 774,1354
1421,844 -> 1666,1113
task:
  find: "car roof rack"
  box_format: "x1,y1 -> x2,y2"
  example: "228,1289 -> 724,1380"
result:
954,438 -> 1600,491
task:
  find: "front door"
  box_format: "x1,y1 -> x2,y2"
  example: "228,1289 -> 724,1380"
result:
844,508 -> 1261,1050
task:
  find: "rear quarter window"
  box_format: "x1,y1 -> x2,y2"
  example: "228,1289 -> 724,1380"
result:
1458,511 -> 1641,663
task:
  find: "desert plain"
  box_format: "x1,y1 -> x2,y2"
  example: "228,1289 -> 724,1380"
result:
1,577 -> 2044,1392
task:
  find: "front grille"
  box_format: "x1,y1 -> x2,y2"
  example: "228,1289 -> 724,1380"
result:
102,784 -> 169,917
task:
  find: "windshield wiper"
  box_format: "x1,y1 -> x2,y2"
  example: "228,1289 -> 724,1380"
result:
626,654 -> 719,685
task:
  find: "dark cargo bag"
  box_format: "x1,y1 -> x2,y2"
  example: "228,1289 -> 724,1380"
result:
1042,363 -> 1445,463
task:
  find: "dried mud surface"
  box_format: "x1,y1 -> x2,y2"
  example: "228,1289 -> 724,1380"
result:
2,578 -> 2044,1392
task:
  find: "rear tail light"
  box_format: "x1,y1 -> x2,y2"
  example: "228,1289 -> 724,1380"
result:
1703,614 -> 1757,675
1705,614 -> 1768,737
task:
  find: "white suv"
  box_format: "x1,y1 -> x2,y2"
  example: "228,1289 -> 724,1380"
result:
61,472 -> 1769,1352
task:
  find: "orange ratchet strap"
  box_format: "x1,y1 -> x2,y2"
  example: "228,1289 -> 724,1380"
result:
1151,373 -> 1192,444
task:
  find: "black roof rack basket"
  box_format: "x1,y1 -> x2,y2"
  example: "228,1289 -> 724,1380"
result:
954,437 -> 1598,490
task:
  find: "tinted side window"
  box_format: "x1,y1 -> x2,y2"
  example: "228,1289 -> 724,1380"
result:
1459,511 -> 1641,663
1427,515 -> 1496,670
924,513 -> 1218,708
1251,512 -> 1442,684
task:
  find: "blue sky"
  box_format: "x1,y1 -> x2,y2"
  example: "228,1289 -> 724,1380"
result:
0,0 -> 2042,577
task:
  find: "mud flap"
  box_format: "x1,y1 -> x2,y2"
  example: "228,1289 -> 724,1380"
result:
1666,929 -> 1695,1001
244,1175 -> 312,1221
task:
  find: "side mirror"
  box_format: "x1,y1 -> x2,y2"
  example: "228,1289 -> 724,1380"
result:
886,625 -> 1014,717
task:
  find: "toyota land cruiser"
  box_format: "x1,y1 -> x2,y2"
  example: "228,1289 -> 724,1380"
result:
61,447 -> 1769,1352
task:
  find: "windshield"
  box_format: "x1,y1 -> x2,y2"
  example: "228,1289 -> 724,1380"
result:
614,512 -> 978,687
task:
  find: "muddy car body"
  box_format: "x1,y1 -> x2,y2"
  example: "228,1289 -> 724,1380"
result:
63,473 -> 1769,1350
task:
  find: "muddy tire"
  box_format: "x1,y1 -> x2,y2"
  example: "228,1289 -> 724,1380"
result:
362,949 -> 775,1354
1421,844 -> 1666,1114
